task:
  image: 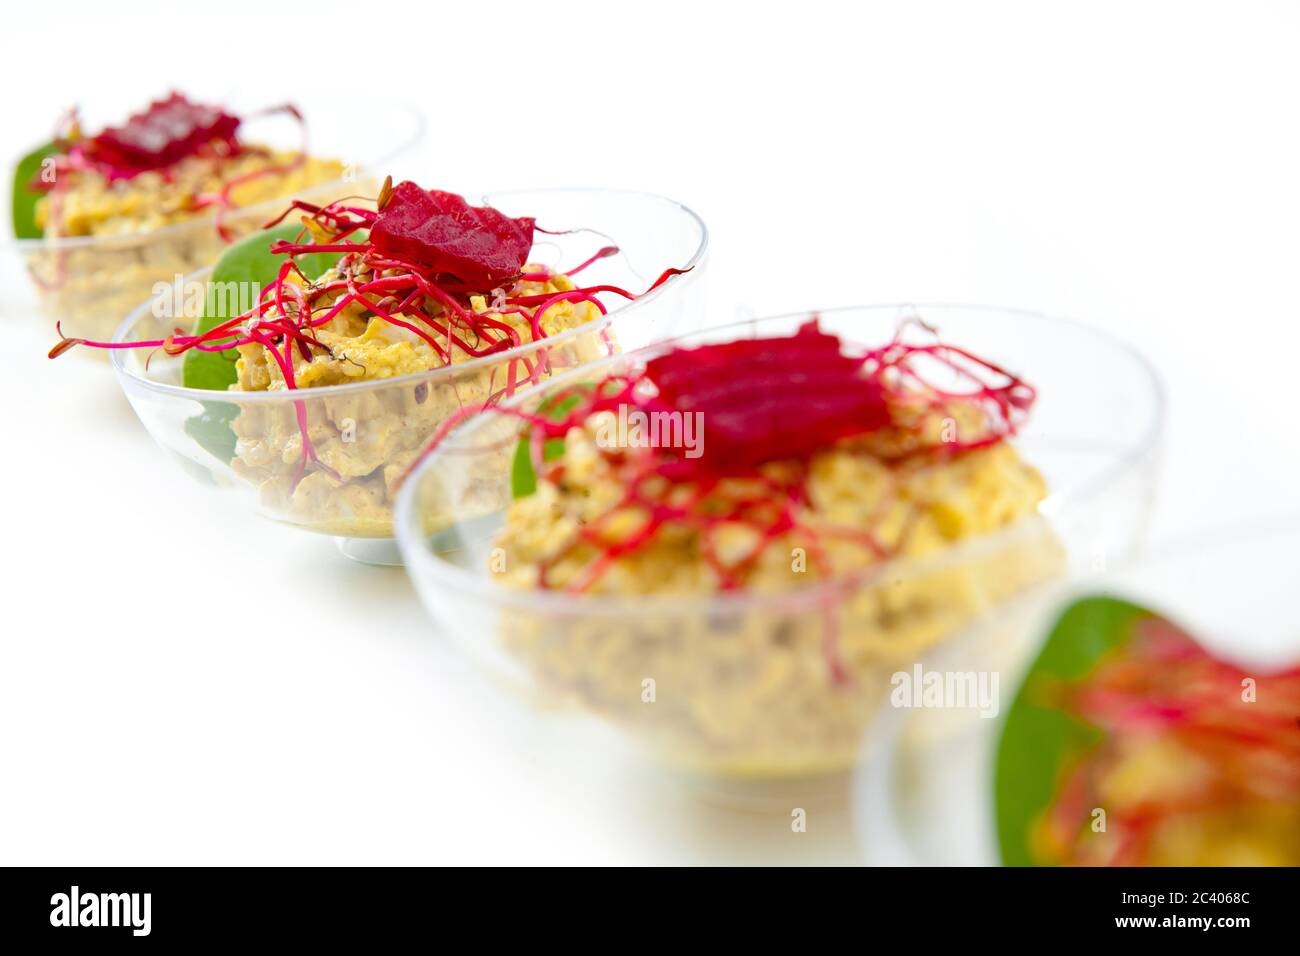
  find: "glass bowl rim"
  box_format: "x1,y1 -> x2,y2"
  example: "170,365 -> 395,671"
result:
106,187 -> 709,401
8,98 -> 427,251
394,302 -> 1167,617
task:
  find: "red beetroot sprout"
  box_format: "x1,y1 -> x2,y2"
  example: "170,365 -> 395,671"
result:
526,290 -> 610,343
352,295 -> 449,361
519,245 -> 620,282
262,199 -> 376,231
196,146 -> 307,242
268,240 -> 370,256
565,245 -> 620,276
505,267 -> 690,308
244,326 -> 320,487
272,257 -> 301,325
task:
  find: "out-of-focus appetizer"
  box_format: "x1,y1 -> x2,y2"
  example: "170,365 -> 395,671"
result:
16,92 -> 341,240
12,92 -> 355,342
997,597 -> 1300,866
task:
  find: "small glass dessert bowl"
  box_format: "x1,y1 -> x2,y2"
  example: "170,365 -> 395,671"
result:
395,305 -> 1164,791
10,89 -> 424,346
103,186 -> 708,563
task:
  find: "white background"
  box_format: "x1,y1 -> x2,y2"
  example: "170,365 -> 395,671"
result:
1,0 -> 1297,865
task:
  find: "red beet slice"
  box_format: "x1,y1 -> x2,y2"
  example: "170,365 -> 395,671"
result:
645,321 -> 892,470
84,92 -> 241,177
370,182 -> 535,289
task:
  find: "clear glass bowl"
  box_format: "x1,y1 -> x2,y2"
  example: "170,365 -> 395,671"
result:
852,519 -> 1300,865
395,305 -> 1164,793
111,188 -> 708,562
10,91 -> 424,345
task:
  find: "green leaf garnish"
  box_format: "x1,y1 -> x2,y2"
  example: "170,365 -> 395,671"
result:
509,390 -> 587,499
181,223 -> 356,462
181,223 -> 352,391
994,595 -> 1152,866
184,402 -> 240,466
11,141 -> 57,239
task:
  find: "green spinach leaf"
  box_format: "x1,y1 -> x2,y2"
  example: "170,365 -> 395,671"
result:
994,595 -> 1151,866
181,223 -> 352,390
11,141 -> 58,239
509,390 -> 588,499
181,223 -> 356,462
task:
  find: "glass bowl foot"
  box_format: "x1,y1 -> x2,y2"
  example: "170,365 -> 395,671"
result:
334,536 -> 403,566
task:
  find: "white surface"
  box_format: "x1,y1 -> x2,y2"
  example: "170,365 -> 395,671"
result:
2,0 -> 1298,865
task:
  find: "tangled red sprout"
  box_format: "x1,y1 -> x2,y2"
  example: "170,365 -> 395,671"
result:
49,179 -> 691,487
1041,619 -> 1300,865
34,92 -> 308,242
416,319 -> 1037,604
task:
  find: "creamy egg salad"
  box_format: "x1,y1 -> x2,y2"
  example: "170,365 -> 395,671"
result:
36,150 -> 345,238
480,321 -> 1061,777
497,411 -> 1047,595
231,266 -> 602,537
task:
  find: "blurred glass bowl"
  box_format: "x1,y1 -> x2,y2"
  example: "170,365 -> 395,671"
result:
10,91 -> 424,345
111,188 -> 708,563
395,305 -> 1164,790
853,520 -> 1300,865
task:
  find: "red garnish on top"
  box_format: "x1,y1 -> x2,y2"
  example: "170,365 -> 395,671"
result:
34,92 -> 309,243
644,323 -> 892,471
79,92 -> 241,180
411,318 -> 1036,607
370,182 -> 535,290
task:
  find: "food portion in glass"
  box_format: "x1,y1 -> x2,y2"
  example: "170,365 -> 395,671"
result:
486,320 -> 1045,595
997,597 -> 1300,867
853,517 -> 1300,867
399,306 -> 1158,780
11,90 -> 414,342
16,92 -> 343,240
71,181 -> 705,553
